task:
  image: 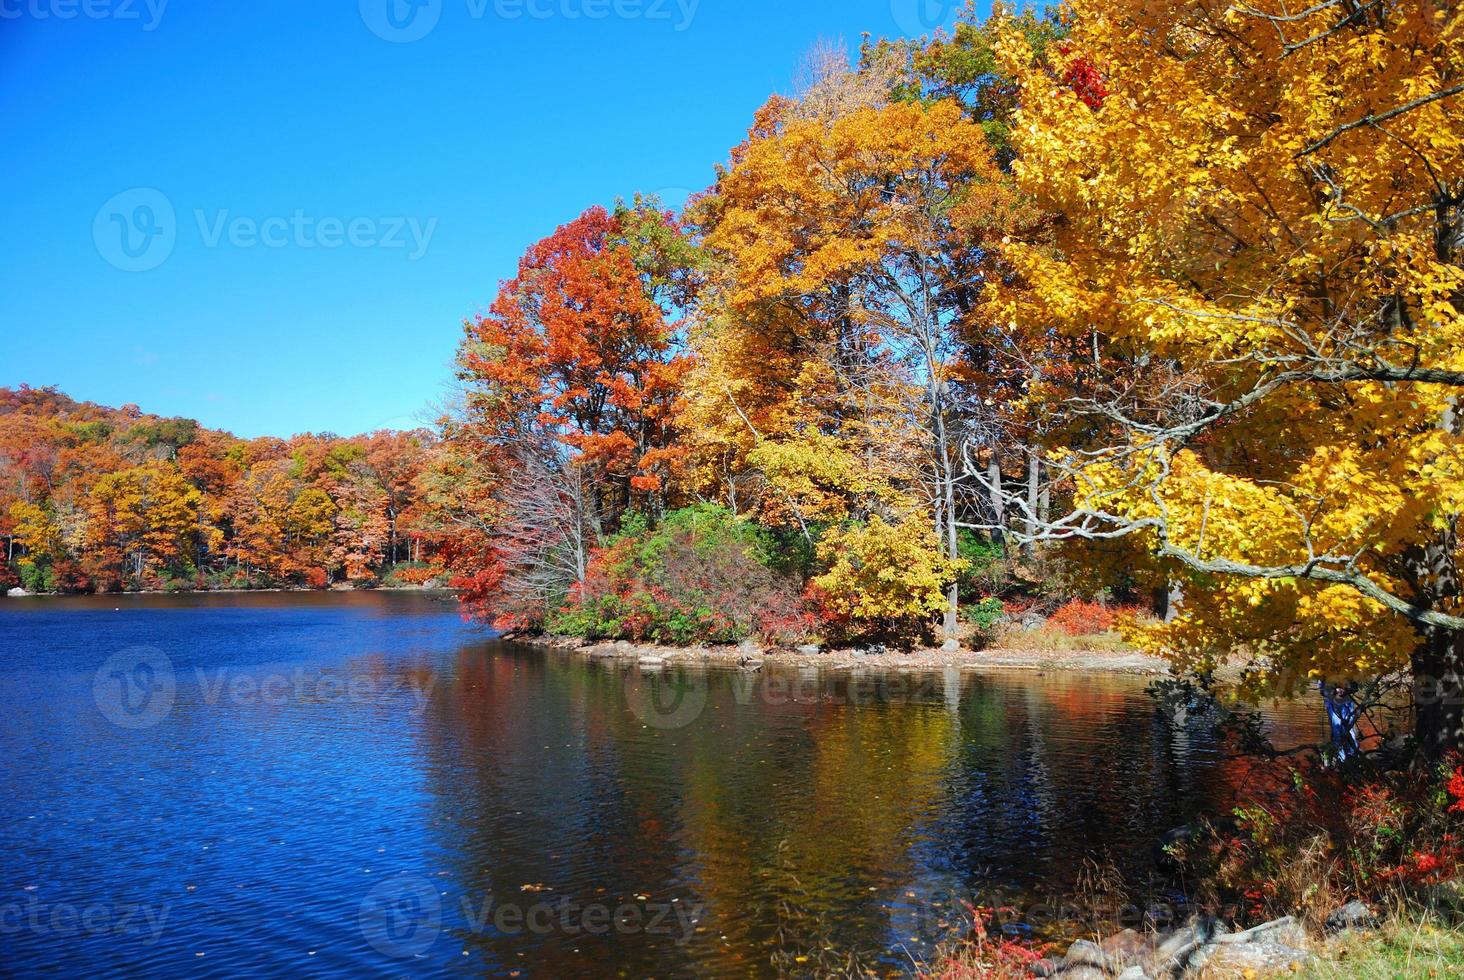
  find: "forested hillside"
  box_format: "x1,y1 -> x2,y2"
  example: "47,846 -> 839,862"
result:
0,385 -> 443,592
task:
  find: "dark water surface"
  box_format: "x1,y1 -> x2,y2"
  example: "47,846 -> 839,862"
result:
0,592 -> 1320,978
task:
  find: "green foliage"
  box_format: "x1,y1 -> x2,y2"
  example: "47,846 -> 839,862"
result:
956,529 -> 1007,596
17,559 -> 53,594
865,5 -> 1064,157
548,505 -> 813,646
125,417 -> 199,456
611,193 -> 706,311
963,597 -> 1006,634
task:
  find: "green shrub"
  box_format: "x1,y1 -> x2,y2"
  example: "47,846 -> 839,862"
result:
549,505 -> 815,646
17,560 -> 54,594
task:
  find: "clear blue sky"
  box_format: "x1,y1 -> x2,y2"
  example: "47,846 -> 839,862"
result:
1,0 -> 976,438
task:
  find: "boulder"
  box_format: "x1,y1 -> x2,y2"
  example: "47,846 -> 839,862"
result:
6,587 -> 32,598
1053,968 -> 1107,980
795,644 -> 821,656
1190,939 -> 1312,975
1324,899 -> 1377,935
941,638 -> 962,652
1115,968 -> 1151,980
1101,928 -> 1151,967
1424,879 -> 1464,917
1028,957 -> 1062,977
1145,917 -> 1229,977
1062,939 -> 1118,973
1214,916 -> 1307,950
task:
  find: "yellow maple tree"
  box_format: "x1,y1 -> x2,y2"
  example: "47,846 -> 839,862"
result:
991,1 -> 1464,749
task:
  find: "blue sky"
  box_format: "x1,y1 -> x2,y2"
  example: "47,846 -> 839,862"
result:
1,0 -> 975,438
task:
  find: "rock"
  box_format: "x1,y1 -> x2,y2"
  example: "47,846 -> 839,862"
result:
1062,939 -> 1117,973
795,644 -> 821,656
1028,958 -> 1062,977
638,657 -> 667,667
1020,612 -> 1048,630
941,638 -> 962,652
1101,928 -> 1151,967
1191,939 -> 1312,975
423,578 -> 443,590
1424,879 -> 1464,916
1216,916 -> 1307,951
1324,899 -> 1377,934
1115,968 -> 1150,980
6,587 -> 31,598
1053,968 -> 1107,980
1161,824 -> 1199,850
1146,917 -> 1229,977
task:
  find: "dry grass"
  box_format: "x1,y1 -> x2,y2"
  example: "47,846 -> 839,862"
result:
991,624 -> 1137,654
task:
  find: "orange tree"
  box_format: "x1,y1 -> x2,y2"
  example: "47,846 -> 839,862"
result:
445,200 -> 699,626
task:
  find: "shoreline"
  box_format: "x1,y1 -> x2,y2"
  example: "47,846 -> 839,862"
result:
4,585 -> 451,597
518,634 -> 1169,676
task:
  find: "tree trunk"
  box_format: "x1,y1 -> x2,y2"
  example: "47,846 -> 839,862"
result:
986,453 -> 1005,551
1413,627 -> 1464,758
1414,189 -> 1464,757
1023,453 -> 1040,560
934,391 -> 961,638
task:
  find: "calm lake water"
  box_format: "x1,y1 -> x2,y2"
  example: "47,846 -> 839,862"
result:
0,592 -> 1321,978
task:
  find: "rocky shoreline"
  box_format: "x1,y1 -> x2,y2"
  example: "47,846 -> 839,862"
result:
1033,914 -> 1317,979
519,634 -> 1169,676
1029,901 -> 1381,979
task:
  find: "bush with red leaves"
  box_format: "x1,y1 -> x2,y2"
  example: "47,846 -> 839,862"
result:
1047,599 -> 1123,636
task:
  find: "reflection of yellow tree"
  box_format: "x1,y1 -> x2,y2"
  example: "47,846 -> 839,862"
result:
671,684 -> 960,968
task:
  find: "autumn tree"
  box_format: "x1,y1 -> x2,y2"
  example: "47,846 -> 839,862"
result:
444,200 -> 698,625
690,56 -> 999,635
985,0 -> 1464,752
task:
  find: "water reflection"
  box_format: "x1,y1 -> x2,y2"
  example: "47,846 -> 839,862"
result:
0,594 -> 1321,978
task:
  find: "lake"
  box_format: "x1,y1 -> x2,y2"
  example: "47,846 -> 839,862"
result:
0,592 -> 1320,977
